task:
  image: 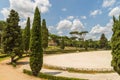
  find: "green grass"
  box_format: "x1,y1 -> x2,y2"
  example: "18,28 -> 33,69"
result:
44,46 -> 98,55
23,69 -> 87,80
0,54 -> 9,62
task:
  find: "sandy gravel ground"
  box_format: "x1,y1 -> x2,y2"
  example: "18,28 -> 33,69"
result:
0,51 -> 120,80
0,59 -> 41,80
44,51 -> 113,70
22,64 -> 120,80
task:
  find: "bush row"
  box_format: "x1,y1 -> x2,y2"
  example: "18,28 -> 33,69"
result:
43,64 -> 114,74
44,48 -> 96,54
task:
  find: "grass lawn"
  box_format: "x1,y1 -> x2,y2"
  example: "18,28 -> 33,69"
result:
0,54 -> 9,62
44,46 -> 97,55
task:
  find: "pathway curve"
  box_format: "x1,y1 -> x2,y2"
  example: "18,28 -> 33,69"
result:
0,51 -> 120,80
0,59 -> 42,80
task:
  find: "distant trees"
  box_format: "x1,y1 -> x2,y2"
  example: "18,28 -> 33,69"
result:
49,34 -> 60,46
30,7 -> 43,76
42,19 -> 48,49
99,33 -> 108,49
69,31 -> 88,50
23,17 -> 30,52
111,16 -> 120,75
2,9 -> 23,63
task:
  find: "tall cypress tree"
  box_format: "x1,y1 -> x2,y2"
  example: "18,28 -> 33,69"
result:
111,16 -> 120,74
41,19 -> 48,49
23,17 -> 30,52
2,9 -> 23,63
30,7 -> 43,76
99,33 -> 108,49
60,37 -> 65,50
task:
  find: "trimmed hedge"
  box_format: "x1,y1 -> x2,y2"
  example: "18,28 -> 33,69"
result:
43,64 -> 114,74
44,48 -> 96,54
23,69 -> 87,80
0,54 -> 8,58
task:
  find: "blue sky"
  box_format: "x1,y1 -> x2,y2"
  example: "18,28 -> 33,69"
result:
0,0 -> 120,40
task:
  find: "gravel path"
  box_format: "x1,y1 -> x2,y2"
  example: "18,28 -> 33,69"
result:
44,51 -> 113,70
0,59 -> 41,80
0,51 -> 120,80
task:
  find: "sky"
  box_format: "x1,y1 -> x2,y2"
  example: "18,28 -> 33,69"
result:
0,0 -> 120,40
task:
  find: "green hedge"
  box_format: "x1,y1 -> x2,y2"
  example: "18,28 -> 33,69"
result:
23,69 -> 87,80
44,48 -> 96,54
0,54 -> 8,58
43,64 -> 114,74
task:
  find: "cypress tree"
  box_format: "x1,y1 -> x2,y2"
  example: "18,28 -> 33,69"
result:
41,19 -> 48,49
2,9 -> 23,63
111,16 -> 120,74
84,40 -> 88,51
30,7 -> 43,76
99,33 -> 108,49
60,37 -> 65,50
23,17 -> 30,52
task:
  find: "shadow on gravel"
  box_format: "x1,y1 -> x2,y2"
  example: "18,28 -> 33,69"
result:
44,71 -> 62,75
16,61 -> 29,65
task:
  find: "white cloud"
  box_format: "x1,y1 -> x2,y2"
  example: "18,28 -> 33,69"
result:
0,0 -> 51,28
62,8 -> 67,11
57,31 -> 63,36
67,16 -> 74,20
109,7 -> 120,17
56,18 -> 84,33
90,20 -> 113,34
19,20 -> 27,28
71,19 -> 84,31
90,24 -> 107,34
1,0 -> 51,19
102,0 -> 116,8
90,10 -> 102,16
48,26 -> 54,31
88,19 -> 113,40
48,26 -> 57,34
1,8 -> 10,20
56,19 -> 72,30
81,16 -> 87,19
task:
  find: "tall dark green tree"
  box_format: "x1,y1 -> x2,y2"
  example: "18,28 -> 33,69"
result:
111,16 -> 120,75
99,33 -> 108,49
30,7 -> 43,76
84,40 -> 88,51
23,17 -> 30,52
2,9 -> 23,63
60,37 -> 65,50
41,19 -> 48,49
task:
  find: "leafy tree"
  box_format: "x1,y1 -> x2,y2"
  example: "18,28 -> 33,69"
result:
42,19 -> 48,49
49,34 -> 60,46
23,17 -> 30,52
111,16 -> 120,75
80,31 -> 88,41
2,9 -> 23,63
84,40 -> 88,51
30,7 -> 43,76
0,20 -> 6,31
99,33 -> 108,49
0,21 -> 6,47
60,37 -> 65,49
